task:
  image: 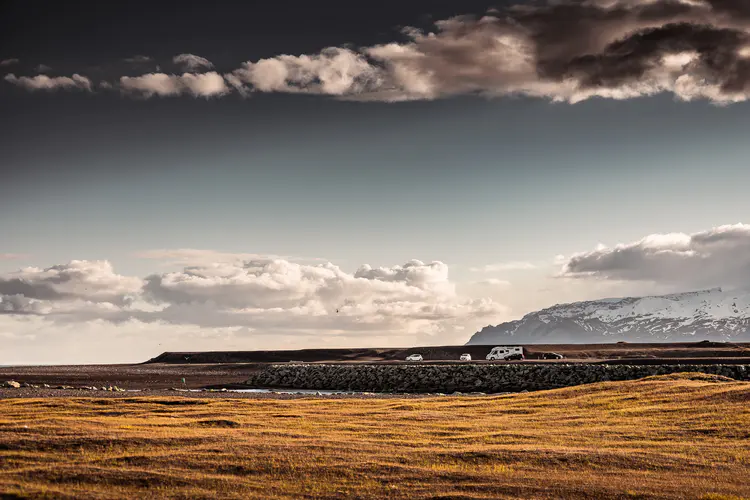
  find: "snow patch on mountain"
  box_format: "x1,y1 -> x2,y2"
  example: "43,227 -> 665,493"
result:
467,288 -> 750,345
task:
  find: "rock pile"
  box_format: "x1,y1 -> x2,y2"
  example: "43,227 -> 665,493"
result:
245,363 -> 750,393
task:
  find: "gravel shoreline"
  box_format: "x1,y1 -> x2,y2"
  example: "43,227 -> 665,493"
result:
0,363 -> 264,391
0,387 -> 498,399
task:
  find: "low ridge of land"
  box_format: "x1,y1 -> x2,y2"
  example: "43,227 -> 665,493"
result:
148,340 -> 750,364
1,374 -> 749,499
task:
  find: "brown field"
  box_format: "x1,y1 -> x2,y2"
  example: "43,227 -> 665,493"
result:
1,373 -> 749,499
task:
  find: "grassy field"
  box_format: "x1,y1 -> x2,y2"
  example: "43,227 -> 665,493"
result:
1,373 -> 749,499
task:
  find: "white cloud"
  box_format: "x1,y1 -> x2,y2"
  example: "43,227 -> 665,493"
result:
4,73 -> 92,91
474,278 -> 512,287
173,53 -> 214,71
0,58 -> 19,66
560,223 -> 750,289
361,17 -> 538,102
179,72 -> 229,96
134,249 -> 296,266
119,72 -> 229,97
0,257 -> 508,363
141,259 -> 481,316
470,261 -> 537,272
226,47 -> 381,96
35,64 -> 52,73
0,253 -> 27,260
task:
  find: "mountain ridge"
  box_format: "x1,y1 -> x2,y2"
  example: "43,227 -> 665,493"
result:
467,288 -> 750,345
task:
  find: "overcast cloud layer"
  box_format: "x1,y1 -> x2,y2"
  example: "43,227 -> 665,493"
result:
5,0 -> 750,103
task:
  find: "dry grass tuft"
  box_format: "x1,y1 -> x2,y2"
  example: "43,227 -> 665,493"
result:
1,373 -> 749,499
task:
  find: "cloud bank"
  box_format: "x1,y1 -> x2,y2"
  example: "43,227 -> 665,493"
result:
119,72 -> 229,97
4,73 -> 92,91
5,0 -> 750,103
560,223 -> 750,289
0,257 -> 506,363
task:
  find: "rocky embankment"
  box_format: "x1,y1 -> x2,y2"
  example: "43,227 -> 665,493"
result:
245,363 -> 750,393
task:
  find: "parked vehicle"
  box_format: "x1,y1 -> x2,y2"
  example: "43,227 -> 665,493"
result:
486,346 -> 524,361
459,353 -> 472,361
405,354 -> 423,362
541,352 -> 564,360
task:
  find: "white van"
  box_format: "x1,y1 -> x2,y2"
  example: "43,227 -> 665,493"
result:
486,346 -> 524,361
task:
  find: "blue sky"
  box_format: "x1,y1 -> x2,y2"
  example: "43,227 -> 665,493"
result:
2,0 -> 750,363
4,93 -> 748,277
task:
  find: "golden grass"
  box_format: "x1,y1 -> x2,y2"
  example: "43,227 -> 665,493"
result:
1,373 -> 749,499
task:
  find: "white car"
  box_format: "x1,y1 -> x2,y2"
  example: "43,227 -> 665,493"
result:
459,353 -> 472,361
405,354 -> 423,362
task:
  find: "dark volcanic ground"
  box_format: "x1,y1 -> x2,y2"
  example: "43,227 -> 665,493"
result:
0,363 -> 264,391
147,341 -> 750,364
2,341 -> 750,395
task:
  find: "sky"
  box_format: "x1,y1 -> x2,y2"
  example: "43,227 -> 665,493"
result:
2,0 -> 750,364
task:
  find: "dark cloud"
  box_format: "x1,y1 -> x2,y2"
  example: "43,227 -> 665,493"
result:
216,0 -> 750,103
0,280 -> 63,301
705,0 -> 750,18
172,53 -> 214,72
0,294 -> 43,314
561,23 -> 749,91
6,0 -> 750,103
0,261 -> 143,309
560,224 -> 750,289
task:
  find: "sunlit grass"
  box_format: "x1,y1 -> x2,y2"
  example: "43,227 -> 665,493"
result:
1,373 -> 749,499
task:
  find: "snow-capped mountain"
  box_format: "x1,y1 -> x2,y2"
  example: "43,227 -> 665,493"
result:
467,288 -> 750,344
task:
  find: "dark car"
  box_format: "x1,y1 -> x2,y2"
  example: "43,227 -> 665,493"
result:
541,352 -> 564,360
506,353 -> 525,361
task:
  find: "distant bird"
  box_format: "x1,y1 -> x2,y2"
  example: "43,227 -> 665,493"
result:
336,309 -> 339,314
